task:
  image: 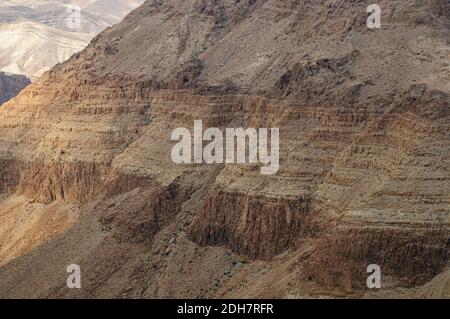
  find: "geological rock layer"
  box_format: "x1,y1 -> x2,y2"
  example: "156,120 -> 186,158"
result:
0,0 -> 448,298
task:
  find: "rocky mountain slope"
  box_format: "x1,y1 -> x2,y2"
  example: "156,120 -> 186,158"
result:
0,0 -> 143,78
0,71 -> 30,105
0,0 -> 448,298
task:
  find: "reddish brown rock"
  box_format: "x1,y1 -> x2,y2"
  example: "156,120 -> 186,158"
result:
0,0 -> 448,299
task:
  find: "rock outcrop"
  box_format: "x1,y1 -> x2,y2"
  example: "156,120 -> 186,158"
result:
0,0 -> 448,298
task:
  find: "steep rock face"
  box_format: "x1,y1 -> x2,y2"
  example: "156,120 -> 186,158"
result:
0,0 -> 448,298
0,72 -> 31,105
189,187 -> 311,260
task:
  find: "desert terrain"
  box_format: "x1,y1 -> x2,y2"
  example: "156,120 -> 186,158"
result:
0,0 -> 448,298
0,71 -> 30,105
0,0 -> 143,78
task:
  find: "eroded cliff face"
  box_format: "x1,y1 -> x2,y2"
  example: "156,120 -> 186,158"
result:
0,0 -> 448,298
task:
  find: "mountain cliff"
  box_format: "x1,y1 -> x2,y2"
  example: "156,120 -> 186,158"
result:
0,0 -> 448,298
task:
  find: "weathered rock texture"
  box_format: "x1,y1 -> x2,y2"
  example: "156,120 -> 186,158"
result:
0,0 -> 448,298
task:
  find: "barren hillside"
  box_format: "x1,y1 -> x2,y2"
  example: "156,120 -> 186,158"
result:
0,0 -> 144,78
0,71 -> 30,105
0,0 -> 448,298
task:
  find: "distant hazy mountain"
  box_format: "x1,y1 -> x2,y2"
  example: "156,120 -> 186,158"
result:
0,71 -> 31,105
0,0 -> 143,79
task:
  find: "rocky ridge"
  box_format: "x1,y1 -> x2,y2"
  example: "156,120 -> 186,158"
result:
0,0 -> 448,298
0,71 -> 31,105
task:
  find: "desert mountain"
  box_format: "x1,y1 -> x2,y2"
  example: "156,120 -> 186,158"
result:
0,0 -> 448,298
0,0 -> 144,79
0,71 -> 30,105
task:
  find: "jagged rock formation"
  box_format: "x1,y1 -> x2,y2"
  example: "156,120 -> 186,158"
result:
0,72 -> 31,105
0,0 -> 448,298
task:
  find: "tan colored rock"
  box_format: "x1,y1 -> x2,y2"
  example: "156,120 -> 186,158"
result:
0,0 -> 448,298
